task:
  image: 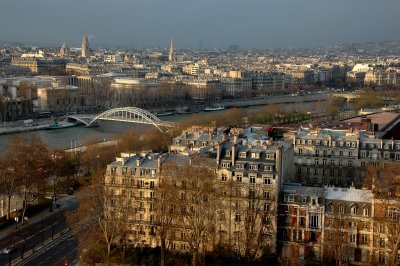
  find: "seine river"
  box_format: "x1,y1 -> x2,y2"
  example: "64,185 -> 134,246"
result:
0,100 -> 325,150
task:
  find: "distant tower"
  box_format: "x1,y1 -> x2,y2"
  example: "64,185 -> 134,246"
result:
82,34 -> 89,58
168,38 -> 174,62
59,41 -> 70,57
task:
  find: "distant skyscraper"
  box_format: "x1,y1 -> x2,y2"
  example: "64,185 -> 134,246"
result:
59,41 -> 70,57
168,38 -> 174,62
82,34 -> 89,58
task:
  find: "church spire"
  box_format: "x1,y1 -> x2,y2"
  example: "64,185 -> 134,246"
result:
168,38 -> 174,62
82,34 -> 89,58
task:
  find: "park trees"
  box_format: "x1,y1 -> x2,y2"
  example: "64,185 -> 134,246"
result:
6,136 -> 52,224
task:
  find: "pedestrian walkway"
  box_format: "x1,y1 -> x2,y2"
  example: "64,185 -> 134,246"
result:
0,194 -> 70,240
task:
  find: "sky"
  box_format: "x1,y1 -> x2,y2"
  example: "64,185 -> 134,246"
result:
1,0 -> 399,49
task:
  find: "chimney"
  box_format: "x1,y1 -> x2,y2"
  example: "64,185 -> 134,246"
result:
233,134 -> 238,144
157,157 -> 161,169
232,144 -> 236,167
216,143 -> 221,163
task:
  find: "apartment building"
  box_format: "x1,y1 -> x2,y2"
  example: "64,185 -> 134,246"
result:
104,125 -> 294,257
289,128 -> 400,187
278,182 -> 325,262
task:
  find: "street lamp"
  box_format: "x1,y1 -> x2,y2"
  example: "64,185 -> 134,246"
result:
14,216 -> 19,229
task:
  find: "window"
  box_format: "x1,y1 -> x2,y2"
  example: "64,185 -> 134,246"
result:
288,194 -> 294,202
311,197 -> 317,206
236,163 -> 244,169
349,234 -> 356,243
263,191 -> 270,199
363,222 -> 368,229
380,224 -> 386,233
351,206 -> 357,215
298,230 -> 303,241
338,205 -> 345,214
298,148 -> 303,154
309,214 -> 319,228
315,159 -> 319,165
250,177 -> 256,184
348,161 -> 353,167
221,174 -> 227,182
388,208 -> 400,220
239,152 -> 247,158
250,164 -> 258,170
302,197 -> 307,204
264,178 -> 272,185
380,237 -> 386,248
361,234 -> 368,245
251,152 -> 260,159
235,213 -> 240,222
299,217 -> 305,227
236,174 -> 242,182
379,252 -> 386,264
222,163 -> 230,168
338,160 -> 343,166
235,202 -> 240,210
249,190 -> 256,198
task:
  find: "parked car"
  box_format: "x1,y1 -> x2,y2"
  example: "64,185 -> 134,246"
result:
1,245 -> 16,254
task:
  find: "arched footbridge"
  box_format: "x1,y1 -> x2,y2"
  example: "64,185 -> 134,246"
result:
67,107 -> 175,132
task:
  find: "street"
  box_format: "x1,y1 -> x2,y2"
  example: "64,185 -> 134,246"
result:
0,195 -> 79,266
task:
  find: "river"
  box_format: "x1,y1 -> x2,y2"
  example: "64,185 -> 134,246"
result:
0,100 -> 325,150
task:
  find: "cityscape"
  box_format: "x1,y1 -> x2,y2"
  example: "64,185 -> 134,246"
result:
1,1 -> 400,266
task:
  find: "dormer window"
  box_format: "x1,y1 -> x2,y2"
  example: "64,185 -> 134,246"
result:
111,167 -> 117,174
221,162 -> 230,168
236,163 -> 244,169
264,165 -> 273,171
251,152 -> 260,159
122,167 -> 127,175
351,206 -> 358,215
226,150 -> 231,157
239,152 -> 247,158
363,207 -> 370,217
311,198 -> 317,206
250,164 -> 258,170
288,194 -> 294,202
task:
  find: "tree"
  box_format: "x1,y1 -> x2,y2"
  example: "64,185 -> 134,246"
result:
50,150 -> 79,211
365,162 -> 400,265
172,162 -> 219,266
230,184 -> 276,265
323,206 -> 352,265
7,136 -> 52,224
153,164 -> 180,266
0,156 -> 19,220
81,172 -> 132,265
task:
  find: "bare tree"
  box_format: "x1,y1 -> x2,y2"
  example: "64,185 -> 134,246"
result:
174,163 -> 218,266
367,162 -> 400,266
0,156 -> 19,220
153,164 -> 180,266
7,136 -> 52,224
234,185 -> 276,265
81,173 -> 132,265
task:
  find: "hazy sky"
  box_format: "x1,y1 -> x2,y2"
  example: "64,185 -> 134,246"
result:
1,0 -> 399,49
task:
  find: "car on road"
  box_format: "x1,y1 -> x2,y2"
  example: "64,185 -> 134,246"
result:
1,245 -> 16,255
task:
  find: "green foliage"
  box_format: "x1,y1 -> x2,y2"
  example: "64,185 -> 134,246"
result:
326,96 -> 346,114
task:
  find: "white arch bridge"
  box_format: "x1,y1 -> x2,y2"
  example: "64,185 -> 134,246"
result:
67,107 -> 175,132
